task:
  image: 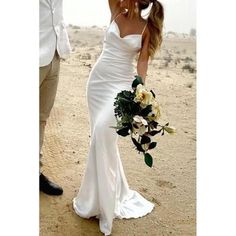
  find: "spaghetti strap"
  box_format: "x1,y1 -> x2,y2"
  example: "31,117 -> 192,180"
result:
110,12 -> 122,25
113,12 -> 122,22
141,22 -> 148,35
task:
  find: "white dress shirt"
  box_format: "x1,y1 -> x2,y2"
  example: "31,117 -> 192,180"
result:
40,0 -> 71,67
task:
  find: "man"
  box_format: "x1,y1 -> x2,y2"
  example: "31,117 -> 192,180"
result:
40,0 -> 71,195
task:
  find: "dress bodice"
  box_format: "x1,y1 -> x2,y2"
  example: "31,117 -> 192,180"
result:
88,19 -> 146,86
101,20 -> 142,64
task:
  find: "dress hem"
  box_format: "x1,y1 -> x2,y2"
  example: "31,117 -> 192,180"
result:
73,197 -> 155,220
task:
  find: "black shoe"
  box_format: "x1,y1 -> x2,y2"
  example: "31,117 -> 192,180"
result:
40,173 -> 63,196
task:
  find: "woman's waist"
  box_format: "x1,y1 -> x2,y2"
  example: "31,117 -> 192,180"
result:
94,57 -> 135,74
89,61 -> 135,84
99,50 -> 136,64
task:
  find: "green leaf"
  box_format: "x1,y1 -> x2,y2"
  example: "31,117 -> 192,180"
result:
117,127 -> 130,137
123,90 -> 133,98
110,126 -> 120,129
118,97 -> 131,104
148,142 -> 157,150
149,121 -> 159,129
140,105 -> 152,117
144,153 -> 153,167
149,129 -> 162,136
150,90 -> 156,98
122,122 -> 132,129
132,137 -> 145,152
141,135 -> 151,144
131,102 -> 141,114
132,76 -> 143,89
149,130 -> 158,136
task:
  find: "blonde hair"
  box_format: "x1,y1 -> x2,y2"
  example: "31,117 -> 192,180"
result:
125,0 -> 164,59
147,0 -> 164,59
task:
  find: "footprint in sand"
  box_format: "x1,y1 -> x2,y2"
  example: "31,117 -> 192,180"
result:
156,180 -> 176,189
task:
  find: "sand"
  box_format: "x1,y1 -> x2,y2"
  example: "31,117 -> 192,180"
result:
40,26 -> 196,236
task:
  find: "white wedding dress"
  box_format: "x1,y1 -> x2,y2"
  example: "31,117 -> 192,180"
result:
73,16 -> 154,235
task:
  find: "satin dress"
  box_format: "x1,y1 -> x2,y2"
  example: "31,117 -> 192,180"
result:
73,18 -> 154,235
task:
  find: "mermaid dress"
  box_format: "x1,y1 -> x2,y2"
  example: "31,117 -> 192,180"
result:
73,17 -> 154,235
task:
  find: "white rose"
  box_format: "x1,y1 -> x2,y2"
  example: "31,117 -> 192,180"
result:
134,84 -> 154,108
132,115 -> 148,135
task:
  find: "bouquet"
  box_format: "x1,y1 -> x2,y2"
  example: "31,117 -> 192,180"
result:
113,76 -> 175,167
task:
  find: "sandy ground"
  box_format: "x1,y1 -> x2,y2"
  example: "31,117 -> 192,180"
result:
40,26 -> 196,236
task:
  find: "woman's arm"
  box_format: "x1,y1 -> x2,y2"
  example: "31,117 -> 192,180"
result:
137,29 -> 150,84
108,0 -> 121,21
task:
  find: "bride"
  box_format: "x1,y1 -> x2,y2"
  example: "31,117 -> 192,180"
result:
73,0 -> 164,235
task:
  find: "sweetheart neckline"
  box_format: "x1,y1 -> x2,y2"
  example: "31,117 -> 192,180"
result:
112,20 -> 142,40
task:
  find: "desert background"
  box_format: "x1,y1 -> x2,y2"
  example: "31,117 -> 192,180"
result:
40,25 -> 196,236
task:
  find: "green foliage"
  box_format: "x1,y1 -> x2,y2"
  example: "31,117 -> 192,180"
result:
144,153 -> 153,167
149,142 -> 157,150
139,105 -> 152,117
132,137 -> 145,152
114,90 -> 136,119
141,135 -> 151,144
117,127 -> 130,137
132,75 -> 143,89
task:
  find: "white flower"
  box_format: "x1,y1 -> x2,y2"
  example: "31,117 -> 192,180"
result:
148,100 -> 161,121
132,115 -> 148,135
133,115 -> 148,126
134,84 -> 154,108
